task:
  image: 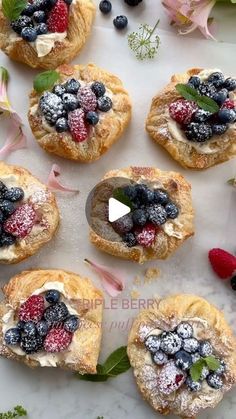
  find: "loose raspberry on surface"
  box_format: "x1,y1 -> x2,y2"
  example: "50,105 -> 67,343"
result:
134,223 -> 156,248
47,0 -> 69,33
169,99 -> 197,125
221,99 -> 235,110
3,204 -> 36,238
209,248 -> 236,279
43,327 -> 73,353
68,109 -> 90,142
77,87 -> 97,112
19,295 -> 45,323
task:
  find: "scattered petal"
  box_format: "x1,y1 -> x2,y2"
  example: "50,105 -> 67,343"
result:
0,122 -> 27,159
84,259 -> 125,297
47,164 -> 79,192
228,177 -> 236,187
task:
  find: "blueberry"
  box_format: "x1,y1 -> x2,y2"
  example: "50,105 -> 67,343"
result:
0,200 -> 15,215
125,0 -> 143,5
99,0 -> 112,14
22,3 -> 35,16
36,320 -> 48,337
198,82 -> 216,98
3,187 -> 24,202
185,123 -> 213,143
165,202 -> 179,219
47,0 -> 57,8
64,78 -> 80,94
123,185 -> 137,201
212,89 -> 228,106
17,321 -> 25,331
191,352 -> 201,364
176,322 -> 193,339
147,204 -> 167,226
91,82 -> 106,98
11,16 -> 33,35
212,124 -> 228,136
33,11 -> 46,23
0,209 -> 3,223
160,332 -> 182,355
4,328 -> 21,345
122,232 -> 137,247
62,93 -> 78,111
207,373 -> 223,389
188,76 -> 201,89
21,27 -> 38,42
186,376 -> 202,392
140,188 -> 155,205
113,15 -> 128,30
218,109 -> 235,124
193,109 -> 212,123
153,190 -> 169,205
53,84 -> 66,97
145,335 -> 161,354
224,77 -> 236,91
182,338 -> 199,354
97,96 -> 112,112
153,350 -> 168,366
55,117 -> 69,133
44,302 -> 69,324
45,289 -> 60,304
64,315 -> 80,332
199,340 -> 213,357
23,321 -> 37,337
230,276 -> 236,290
0,233 -> 16,248
34,0 -> 48,10
132,209 -> 147,226
64,0 -> 73,4
112,213 -> 133,235
20,335 -> 43,354
200,366 -> 209,381
215,360 -> 226,375
36,23 -> 48,35
86,111 -> 99,126
175,350 -> 193,371
208,72 -> 225,88
0,181 -> 7,196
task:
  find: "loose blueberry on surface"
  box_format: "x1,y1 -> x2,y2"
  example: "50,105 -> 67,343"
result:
215,360 -> 226,375
132,209 -> 147,226
198,82 -> 216,98
0,233 -> 16,247
21,335 -> 43,354
153,190 -> 169,205
174,350 -> 193,371
188,76 -> 201,88
182,338 -> 199,353
153,350 -> 168,366
147,204 -> 167,226
199,340 -> 213,357
3,187 -> 24,202
112,213 -> 133,235
0,200 -> 15,216
36,320 -> 48,337
36,23 -> 48,35
64,315 -> 80,333
186,377 -> 202,392
207,373 -> 223,389
45,289 -> 60,304
176,322 -> 193,339
64,79 -> 80,94
91,81 -> 106,98
160,332 -> 182,355
185,123 -> 213,143
86,111 -> 99,126
44,302 -> 69,324
145,335 -> 161,353
212,89 -> 228,106
208,72 -> 225,88
33,11 -> 46,23
212,124 -> 228,136
55,117 -> 69,133
200,366 -> 209,381
122,232 -> 137,247
97,96 -> 113,112
62,93 -> 78,111
230,276 -> 236,290
23,321 -> 37,337
4,328 -> 21,345
53,84 -> 66,97
11,16 -> 33,35
21,27 -> 38,42
224,78 -> 236,91
193,109 -> 212,123
218,109 -> 235,124
113,15 -> 128,30
165,202 -> 179,219
99,0 -> 112,14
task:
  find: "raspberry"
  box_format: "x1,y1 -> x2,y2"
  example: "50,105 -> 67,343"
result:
43,327 -> 73,353
47,0 -> 69,33
169,99 -> 197,125
209,248 -> 236,279
19,295 -> 45,323
221,99 -> 235,110
134,223 -> 156,248
157,361 -> 186,395
78,87 -> 97,112
68,109 -> 90,142
3,204 -> 36,238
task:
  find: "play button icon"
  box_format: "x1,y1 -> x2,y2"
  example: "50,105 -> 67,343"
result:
108,197 -> 131,223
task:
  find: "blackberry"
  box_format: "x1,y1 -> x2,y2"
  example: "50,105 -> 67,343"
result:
0,233 -> 16,247
207,373 -> 223,389
224,78 -> 236,91
199,340 -> 213,357
191,352 -> 201,364
185,123 -> 213,143
17,321 -> 25,331
64,78 -> 80,94
33,11 -> 46,23
21,27 -> 37,42
3,187 -> 24,202
112,213 -> 133,235
208,72 -> 225,88
22,3 -> 35,16
218,109 -> 235,124
188,76 -> 201,89
44,302 -> 69,324
47,0 -> 57,8
99,0 -> 112,14
212,89 -> 228,106
198,82 -> 216,98
0,181 -> 7,196
0,200 -> 15,215
165,202 -> 179,219
139,188 -> 155,205
53,84 -> 66,97
62,93 -> 78,111
212,124 -> 228,136
215,360 -> 226,375
45,289 -> 60,304
123,185 -> 137,201
153,350 -> 168,366
23,321 -> 37,337
145,335 -> 161,354
97,96 -> 112,112
36,23 -> 48,35
113,15 -> 128,30
64,315 -> 80,332
182,338 -> 199,354
11,16 -> 33,35
86,111 -> 99,126
160,332 -> 182,355
36,320 -> 48,337
147,204 -> 167,226
39,92 -> 65,125
193,109 -> 212,123
34,0 -> 48,10
123,232 -> 137,247
132,209 -> 147,226
21,335 -> 43,354
153,190 -> 169,205
0,209 -> 3,223
186,377 -> 202,392
55,118 -> 69,133
91,81 -> 106,98
175,350 -> 193,371
4,328 -> 21,345
176,322 -> 193,339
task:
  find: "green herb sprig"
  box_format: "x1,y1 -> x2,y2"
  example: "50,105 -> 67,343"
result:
128,19 -> 160,60
0,406 -> 27,419
33,70 -> 60,93
113,188 -> 133,210
190,356 -> 220,382
175,84 -> 220,113
76,346 -> 131,382
2,0 -> 27,21
228,177 -> 236,186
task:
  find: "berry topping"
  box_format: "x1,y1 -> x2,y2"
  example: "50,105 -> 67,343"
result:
43,327 -> 72,353
0,233 -> 16,248
200,366 -> 209,381
176,322 -> 193,339
112,214 -> 133,235
174,350 -> 193,371
231,276 -> 236,290
3,187 -> 24,202
153,350 -> 168,366
125,0 -> 143,5
132,209 -> 147,227
212,124 -> 228,136
169,99 -> 197,125
0,200 -> 16,216
78,87 -> 97,112
147,204 -> 167,226
218,109 -> 235,124
86,111 -> 99,126
191,352 -> 201,364
207,373 -> 223,389
47,0 -> 69,33
36,22 -> 48,34
222,99 -> 235,110
208,72 -> 225,88
45,289 -> 60,304
160,332 -> 182,355
3,204 -> 36,238
123,232 -> 137,247
215,360 -> 226,375
36,320 -> 49,336
64,78 -> 80,94
21,27 -> 38,42
198,82 -> 216,98
153,190 -> 169,205
145,335 -> 161,353
193,109 -> 212,123
134,223 -> 156,248
185,122 -> 213,143
53,84 -> 66,96
113,15 -> 128,30
157,361 -> 186,395
186,377 -> 202,392
97,96 -> 113,112
209,248 -> 236,279
4,328 -> 21,345
22,3 -> 35,17
44,302 -> 69,324
91,81 -> 106,98
23,321 -> 37,337
11,16 -> 33,35
33,10 -> 46,23
165,202 -> 179,219
188,76 -> 201,89
182,338 -> 199,354
62,93 -> 78,111
39,92 -> 65,125
199,340 -> 213,357
99,0 -> 112,14
223,77 -> 236,91
68,109 -> 90,143
55,117 -> 69,133
64,315 -> 80,332
21,335 -> 43,354
212,89 -> 228,106
19,295 -> 45,323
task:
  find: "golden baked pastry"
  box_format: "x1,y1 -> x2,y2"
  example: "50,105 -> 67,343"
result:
28,63 -> 132,162
0,161 -> 59,264
0,269 -> 103,373
127,294 -> 236,418
89,166 -> 194,263
146,68 -> 236,170
0,0 -> 95,69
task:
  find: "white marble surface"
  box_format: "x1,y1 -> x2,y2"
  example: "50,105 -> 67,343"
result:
0,0 -> 236,418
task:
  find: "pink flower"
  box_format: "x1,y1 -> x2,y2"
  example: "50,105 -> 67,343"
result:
162,0 -> 217,39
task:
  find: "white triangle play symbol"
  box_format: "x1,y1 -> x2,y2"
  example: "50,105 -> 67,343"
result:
108,197 -> 131,223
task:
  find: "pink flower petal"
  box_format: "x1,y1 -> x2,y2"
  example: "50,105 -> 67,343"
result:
47,164 -> 79,193
0,124 -> 27,159
84,259 -> 125,297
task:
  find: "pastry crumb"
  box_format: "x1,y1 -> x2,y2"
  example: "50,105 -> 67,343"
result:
130,289 -> 140,299
144,267 -> 161,283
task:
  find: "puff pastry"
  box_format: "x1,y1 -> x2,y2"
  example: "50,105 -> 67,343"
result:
0,0 -> 95,69
28,63 -> 132,162
127,294 -> 236,418
146,68 -> 236,170
89,166 -> 194,263
0,269 -> 103,373
0,162 -> 59,264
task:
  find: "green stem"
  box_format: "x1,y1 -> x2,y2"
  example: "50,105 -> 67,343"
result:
148,19 -> 160,40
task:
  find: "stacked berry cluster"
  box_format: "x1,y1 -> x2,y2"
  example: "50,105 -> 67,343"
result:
111,184 -> 179,248
4,289 -> 80,354
10,0 -> 71,42
0,181 -> 36,248
145,322 -> 225,394
39,79 -> 113,142
169,72 -> 236,143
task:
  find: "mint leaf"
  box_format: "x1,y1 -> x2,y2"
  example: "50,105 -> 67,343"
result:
113,188 -> 133,210
196,96 -> 219,113
2,0 -> 27,21
0,405 -> 27,419
190,359 -> 205,382
175,83 -> 219,113
205,356 -> 220,371
0,66 -> 9,83
175,84 -> 199,101
228,177 -> 236,186
33,70 -> 60,93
